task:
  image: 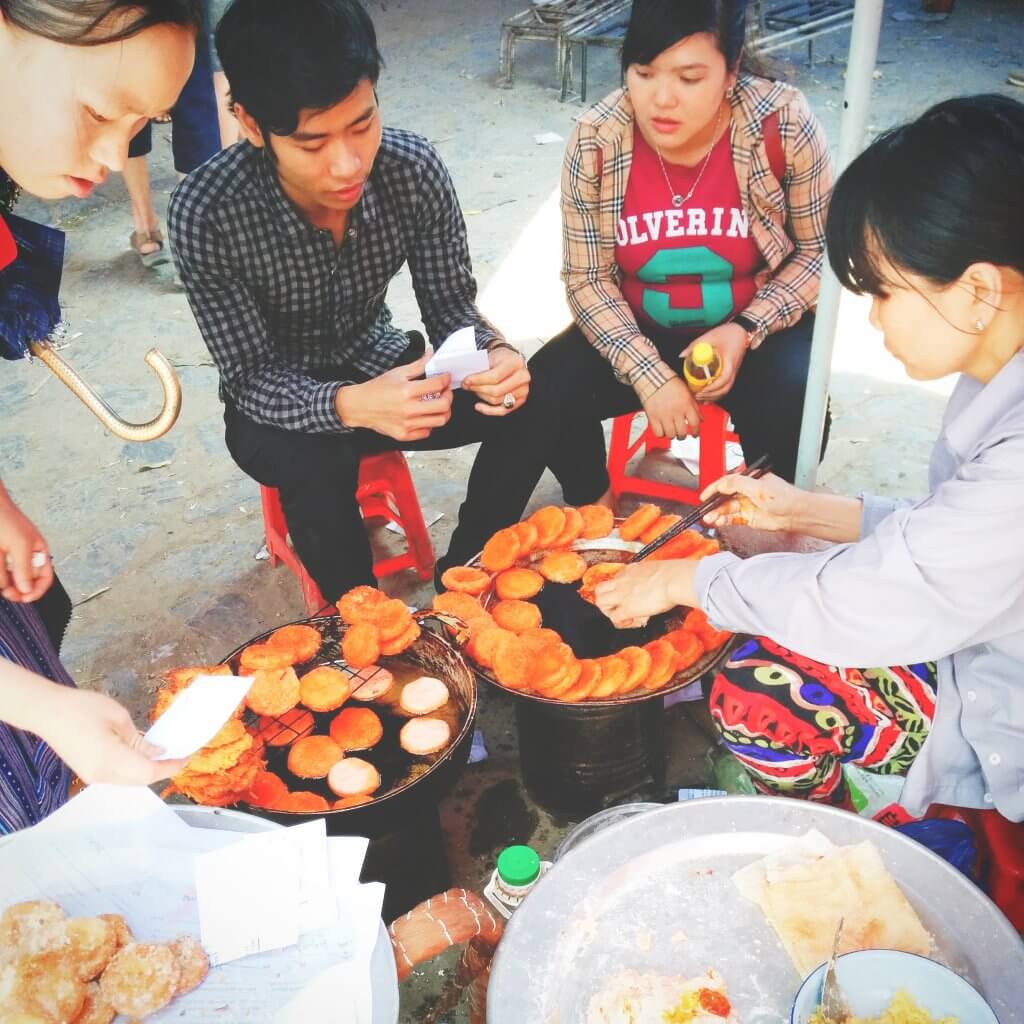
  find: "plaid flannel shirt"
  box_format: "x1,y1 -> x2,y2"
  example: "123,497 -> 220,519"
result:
561,74 -> 833,402
168,128 -> 500,433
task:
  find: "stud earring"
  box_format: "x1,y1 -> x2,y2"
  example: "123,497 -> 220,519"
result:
975,318 -> 986,332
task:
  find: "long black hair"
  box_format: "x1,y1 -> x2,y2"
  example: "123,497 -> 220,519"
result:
216,0 -> 383,140
621,0 -> 748,73
0,0 -> 201,45
827,94 -> 1024,296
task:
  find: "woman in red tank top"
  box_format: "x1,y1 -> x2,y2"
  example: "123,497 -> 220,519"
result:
530,0 -> 833,497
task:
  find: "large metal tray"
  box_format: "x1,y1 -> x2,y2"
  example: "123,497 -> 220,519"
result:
487,797 -> 1024,1023
462,533 -> 735,707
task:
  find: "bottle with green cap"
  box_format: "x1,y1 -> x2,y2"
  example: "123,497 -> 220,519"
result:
483,844 -> 551,919
683,341 -> 722,393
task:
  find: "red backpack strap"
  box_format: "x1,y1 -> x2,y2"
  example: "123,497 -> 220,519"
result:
762,110 -> 785,185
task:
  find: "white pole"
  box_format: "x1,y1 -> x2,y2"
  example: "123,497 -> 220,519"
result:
793,0 -> 885,489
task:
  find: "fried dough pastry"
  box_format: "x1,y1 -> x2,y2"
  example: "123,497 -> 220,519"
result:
639,513 -> 682,546
618,503 -> 660,542
337,585 -> 388,625
287,736 -> 343,779
0,901 -> 65,958
491,599 -> 542,633
528,506 -> 566,548
242,770 -> 289,809
169,936 -> 209,997
664,628 -> 704,671
480,528 -> 521,573
538,550 -> 587,584
380,620 -> 419,656
492,634 -> 531,690
512,520 -> 539,557
276,791 -> 330,813
617,646 -> 653,695
466,626 -> 514,669
561,659 -> 602,702
239,643 -> 297,675
97,916 -> 133,951
267,624 -> 321,663
8,951 -> 85,1023
74,981 -> 116,1024
329,708 -> 384,752
494,567 -> 544,601
62,917 -> 117,982
342,622 -> 381,670
332,795 -> 373,809
432,591 -> 484,622
245,667 -> 301,718
592,655 -> 628,698
642,638 -> 677,691
578,504 -> 614,540
99,943 -> 180,1020
299,666 -> 351,713
440,566 -> 491,596
550,506 -> 584,548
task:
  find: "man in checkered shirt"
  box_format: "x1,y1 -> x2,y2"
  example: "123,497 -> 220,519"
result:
169,0 -> 552,601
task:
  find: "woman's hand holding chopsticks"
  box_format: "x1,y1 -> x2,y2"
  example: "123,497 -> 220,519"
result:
700,471 -> 803,532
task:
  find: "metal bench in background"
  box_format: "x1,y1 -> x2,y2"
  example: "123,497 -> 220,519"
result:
498,0 -> 591,90
750,0 -> 856,66
558,0 -> 631,103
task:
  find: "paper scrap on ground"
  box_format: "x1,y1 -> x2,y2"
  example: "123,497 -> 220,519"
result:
386,510 -> 443,536
534,131 -> 563,145
670,435 -> 744,476
425,326 -> 489,388
144,673 -> 254,760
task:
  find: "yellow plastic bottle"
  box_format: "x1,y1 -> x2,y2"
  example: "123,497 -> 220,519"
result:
683,341 -> 722,392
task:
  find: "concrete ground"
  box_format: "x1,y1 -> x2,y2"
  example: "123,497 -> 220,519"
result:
3,0 -> 1021,1018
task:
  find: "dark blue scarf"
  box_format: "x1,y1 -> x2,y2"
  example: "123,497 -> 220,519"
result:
0,208 -> 65,361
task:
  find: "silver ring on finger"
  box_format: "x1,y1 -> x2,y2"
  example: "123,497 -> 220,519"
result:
502,393 -> 516,410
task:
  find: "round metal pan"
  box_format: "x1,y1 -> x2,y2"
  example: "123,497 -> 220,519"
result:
452,529 -> 735,708
212,613 -> 477,837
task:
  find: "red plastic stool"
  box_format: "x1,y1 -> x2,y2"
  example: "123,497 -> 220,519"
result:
260,451 -> 435,615
607,404 -> 740,506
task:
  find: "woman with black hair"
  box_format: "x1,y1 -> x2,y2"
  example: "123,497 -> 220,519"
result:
0,0 -> 198,830
596,94 -> 1024,821
530,0 -> 832,499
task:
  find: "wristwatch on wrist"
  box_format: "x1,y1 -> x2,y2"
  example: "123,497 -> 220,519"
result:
730,313 -> 759,348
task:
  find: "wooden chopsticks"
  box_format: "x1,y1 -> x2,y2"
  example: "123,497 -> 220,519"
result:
628,454 -> 772,563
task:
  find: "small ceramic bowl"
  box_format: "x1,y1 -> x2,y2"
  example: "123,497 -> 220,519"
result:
790,949 -> 998,1023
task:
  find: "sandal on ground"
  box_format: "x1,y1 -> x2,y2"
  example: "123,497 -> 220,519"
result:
131,228 -> 170,269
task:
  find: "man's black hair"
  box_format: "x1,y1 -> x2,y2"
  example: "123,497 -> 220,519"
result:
216,0 -> 383,139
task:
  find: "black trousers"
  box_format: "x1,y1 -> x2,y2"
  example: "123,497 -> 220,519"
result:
224,339 -> 553,602
528,313 -> 828,504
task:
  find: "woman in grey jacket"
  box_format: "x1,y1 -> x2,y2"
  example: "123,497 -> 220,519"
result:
597,95 -> 1024,821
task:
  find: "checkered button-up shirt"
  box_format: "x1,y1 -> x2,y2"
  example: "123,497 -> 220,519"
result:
168,128 -> 500,433
561,74 -> 833,402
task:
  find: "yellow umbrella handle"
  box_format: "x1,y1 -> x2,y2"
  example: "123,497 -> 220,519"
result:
29,339 -> 182,443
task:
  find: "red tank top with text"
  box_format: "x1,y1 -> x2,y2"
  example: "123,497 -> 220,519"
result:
616,129 -> 763,333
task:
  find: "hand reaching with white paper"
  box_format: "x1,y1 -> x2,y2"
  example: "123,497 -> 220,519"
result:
335,349 -> 453,441
2,662 -> 187,786
44,687 -> 187,786
463,345 -> 530,417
